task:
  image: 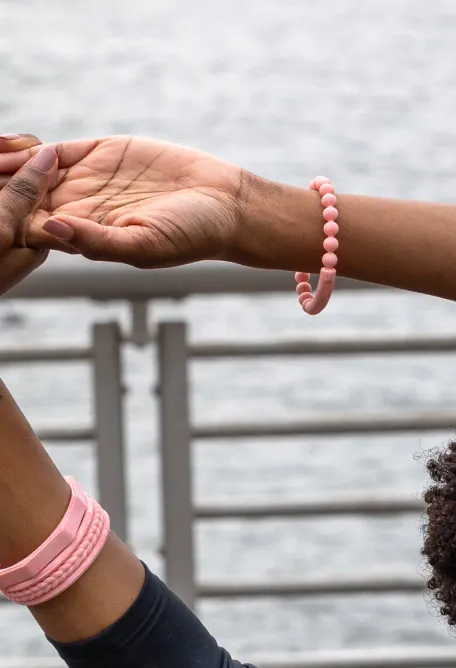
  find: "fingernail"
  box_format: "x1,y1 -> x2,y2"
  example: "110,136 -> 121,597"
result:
43,219 -> 74,241
0,134 -> 21,140
32,146 -> 56,171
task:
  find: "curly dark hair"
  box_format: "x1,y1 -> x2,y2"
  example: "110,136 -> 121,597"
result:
422,441 -> 456,625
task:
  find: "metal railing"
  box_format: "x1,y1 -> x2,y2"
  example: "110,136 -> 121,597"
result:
158,320 -> 451,611
6,257 -> 380,301
2,258 -> 456,667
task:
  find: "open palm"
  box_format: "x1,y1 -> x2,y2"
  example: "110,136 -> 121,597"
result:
0,136 -> 242,267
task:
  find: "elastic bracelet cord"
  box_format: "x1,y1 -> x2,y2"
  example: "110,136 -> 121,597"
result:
0,477 -> 110,606
295,176 -> 339,316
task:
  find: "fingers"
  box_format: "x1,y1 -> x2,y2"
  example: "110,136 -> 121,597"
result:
0,148 -> 37,174
0,134 -> 42,173
0,146 -> 57,248
26,212 -> 81,255
0,134 -> 41,153
42,214 -> 155,267
0,138 -> 100,174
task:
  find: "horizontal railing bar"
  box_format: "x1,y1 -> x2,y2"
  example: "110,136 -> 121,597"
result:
189,334 -> 456,358
6,257 -> 386,301
249,647 -> 456,668
195,493 -> 423,519
0,346 -> 92,364
192,410 -> 456,439
198,574 -> 423,598
3,333 -> 455,364
35,425 -> 95,442
7,334 -> 454,363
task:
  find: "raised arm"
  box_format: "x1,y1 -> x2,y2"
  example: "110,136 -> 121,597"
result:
0,379 -> 144,639
1,135 -> 455,301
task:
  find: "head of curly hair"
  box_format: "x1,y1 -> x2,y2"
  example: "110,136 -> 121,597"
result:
422,441 -> 456,625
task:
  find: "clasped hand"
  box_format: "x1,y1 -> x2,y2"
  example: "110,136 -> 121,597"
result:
0,134 -> 244,296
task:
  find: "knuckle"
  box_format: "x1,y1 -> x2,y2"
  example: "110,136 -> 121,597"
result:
5,176 -> 40,203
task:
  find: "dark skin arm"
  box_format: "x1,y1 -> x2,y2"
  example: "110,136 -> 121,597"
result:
0,140 -> 144,642
0,381 -> 145,642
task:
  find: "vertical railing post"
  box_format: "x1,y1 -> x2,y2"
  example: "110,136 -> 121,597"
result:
157,321 -> 195,610
92,321 -> 128,543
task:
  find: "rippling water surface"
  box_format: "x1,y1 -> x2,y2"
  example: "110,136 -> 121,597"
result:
1,0 -> 456,660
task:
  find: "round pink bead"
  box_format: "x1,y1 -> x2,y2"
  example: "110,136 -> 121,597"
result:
322,252 -> 338,268
323,206 -> 338,222
296,282 -> 312,295
323,221 -> 339,236
321,193 -> 337,208
295,271 -> 310,283
308,180 -> 318,191
314,176 -> 330,189
319,183 -> 334,196
299,292 -> 313,306
323,237 -> 339,252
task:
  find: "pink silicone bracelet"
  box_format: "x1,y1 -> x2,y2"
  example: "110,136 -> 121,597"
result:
21,510 -> 110,606
0,477 -> 87,589
295,176 -> 339,316
0,479 -> 110,606
9,502 -> 110,606
8,494 -> 96,594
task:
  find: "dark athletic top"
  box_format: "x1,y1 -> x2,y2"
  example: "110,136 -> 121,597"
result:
49,563 -> 256,668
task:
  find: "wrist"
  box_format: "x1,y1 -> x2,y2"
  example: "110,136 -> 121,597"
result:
229,170 -> 323,272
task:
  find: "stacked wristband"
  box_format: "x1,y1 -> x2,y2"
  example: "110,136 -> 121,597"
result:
295,176 -> 339,316
0,477 -> 110,606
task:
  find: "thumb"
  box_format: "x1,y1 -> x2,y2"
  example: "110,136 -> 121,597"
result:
0,146 -> 57,248
42,215 -> 155,267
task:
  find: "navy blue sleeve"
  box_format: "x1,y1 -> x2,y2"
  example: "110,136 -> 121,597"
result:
48,563 -> 256,668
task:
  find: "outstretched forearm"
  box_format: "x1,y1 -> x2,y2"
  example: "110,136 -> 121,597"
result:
236,172 -> 456,300
0,380 -> 144,642
6,135 -> 452,302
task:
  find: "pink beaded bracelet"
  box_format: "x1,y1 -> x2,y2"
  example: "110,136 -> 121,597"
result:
295,176 -> 339,316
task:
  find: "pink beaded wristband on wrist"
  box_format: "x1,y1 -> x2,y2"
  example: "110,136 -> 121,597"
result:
295,176 -> 339,316
0,477 -> 110,606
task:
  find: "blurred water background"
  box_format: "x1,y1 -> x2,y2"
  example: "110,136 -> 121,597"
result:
1,0 -> 456,660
